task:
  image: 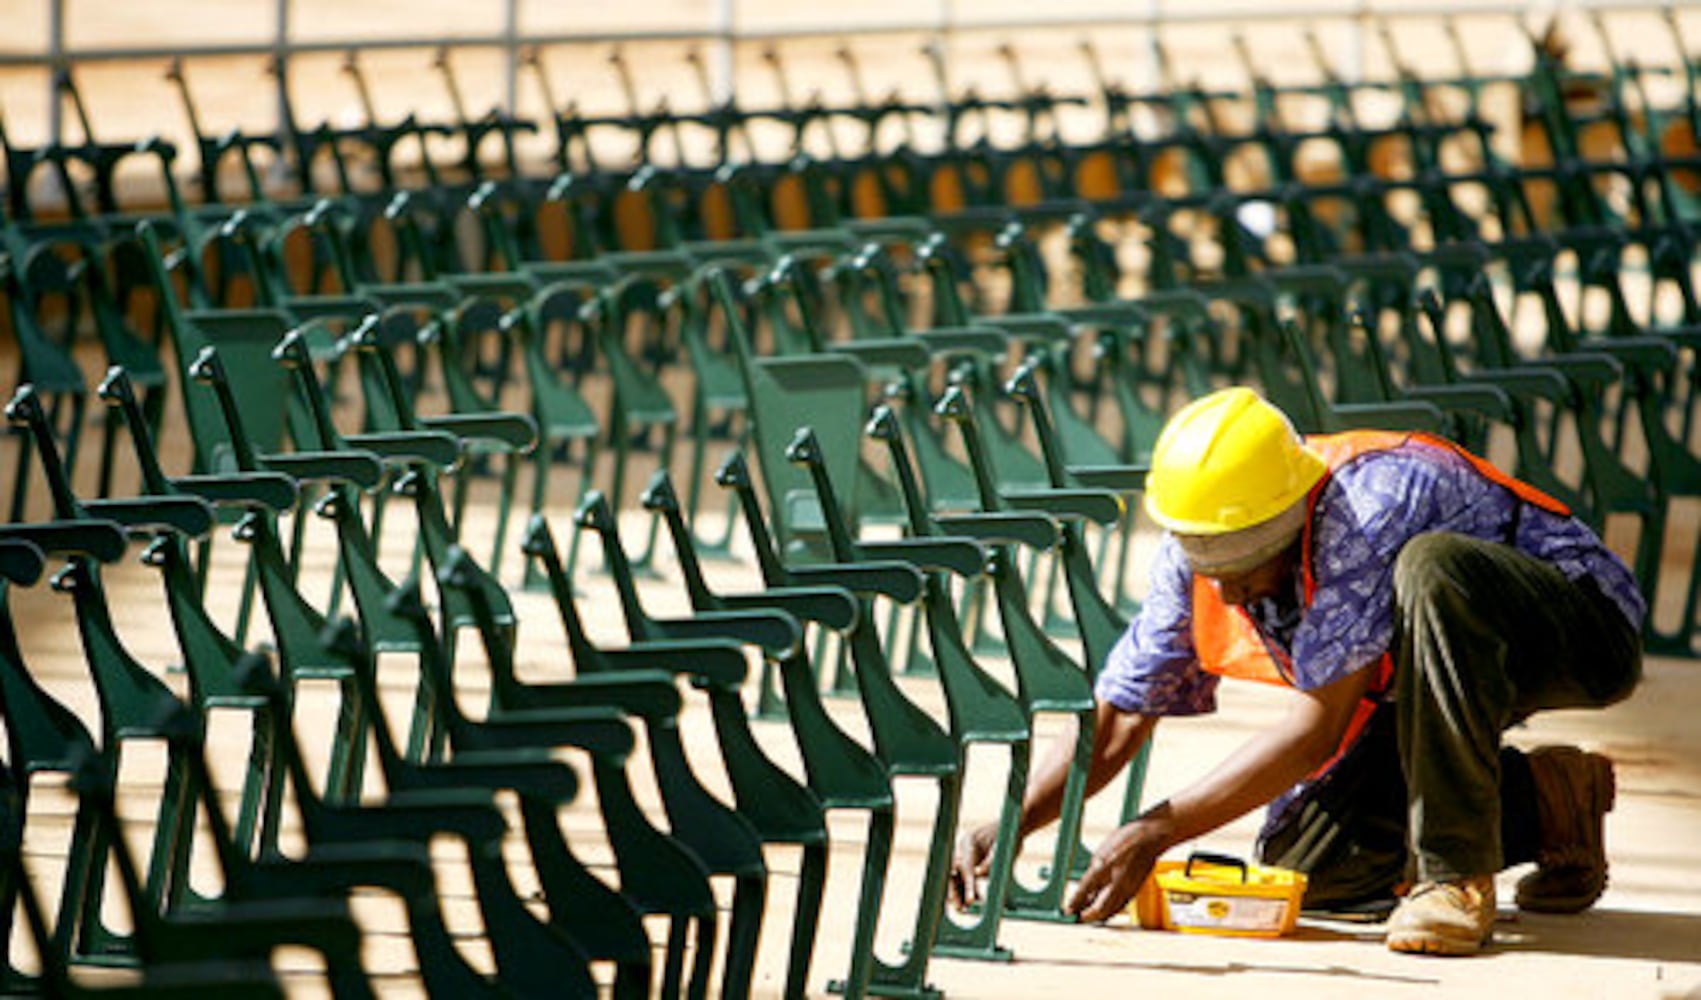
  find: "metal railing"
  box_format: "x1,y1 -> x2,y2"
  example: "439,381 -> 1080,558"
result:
0,0 -> 1686,148
0,0 -> 1687,217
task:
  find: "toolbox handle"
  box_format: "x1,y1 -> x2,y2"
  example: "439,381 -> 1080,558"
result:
1184,851 -> 1250,883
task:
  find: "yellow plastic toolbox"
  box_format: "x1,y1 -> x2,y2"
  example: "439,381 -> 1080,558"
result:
1131,852 -> 1307,938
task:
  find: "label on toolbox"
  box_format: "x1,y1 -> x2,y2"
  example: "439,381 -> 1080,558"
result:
1165,892 -> 1291,933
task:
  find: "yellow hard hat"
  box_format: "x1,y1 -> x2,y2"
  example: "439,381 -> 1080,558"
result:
1144,387 -> 1327,536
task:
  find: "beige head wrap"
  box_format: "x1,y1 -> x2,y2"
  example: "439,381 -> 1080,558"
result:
1174,496 -> 1307,577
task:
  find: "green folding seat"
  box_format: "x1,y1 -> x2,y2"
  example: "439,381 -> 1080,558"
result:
1188,273 -> 1448,437
925,227 -> 1155,620
1487,237 -> 1701,656
1,753 -> 303,999
863,402 -> 1043,960
384,237 -> 606,574
0,227 -> 169,505
320,512 -> 659,997
465,251 -> 696,573
594,253 -> 715,567
710,452 -> 928,998
0,517 -> 136,971
0,640 -> 372,997
474,179 -> 758,570
779,428 -> 965,999
1451,269 -> 1655,531
163,55 -> 290,209
4,413 -> 405,997
1331,268 -> 1522,453
4,385 -> 226,965
0,536 -> 49,991
1265,262 -> 1521,442
344,302 -> 537,579
1000,359 -> 1155,825
292,502 -> 661,995
1406,284 -> 1595,511
159,351 -> 629,997
3,259 -> 90,523
921,384 -> 1125,919
217,632 -> 602,999
571,492 -> 830,998
262,324 -> 495,740
640,467 -> 859,713
497,280 -> 605,581
0,70 -> 179,227
997,313 -> 1154,621
97,364 -> 341,867
169,339 -> 673,993
706,266 -> 887,562
676,268 -> 967,998
512,523 -> 778,1000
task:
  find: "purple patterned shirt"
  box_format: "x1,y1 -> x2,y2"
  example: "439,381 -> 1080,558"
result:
1095,440 -> 1646,716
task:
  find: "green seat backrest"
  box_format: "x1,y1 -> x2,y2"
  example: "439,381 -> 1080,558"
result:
708,268 -> 873,556
175,310 -> 300,473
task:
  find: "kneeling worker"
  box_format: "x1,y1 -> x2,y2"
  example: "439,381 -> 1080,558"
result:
951,387 -> 1642,955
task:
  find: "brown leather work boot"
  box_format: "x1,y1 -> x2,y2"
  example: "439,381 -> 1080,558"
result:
1516,746 -> 1615,914
1385,877 -> 1496,956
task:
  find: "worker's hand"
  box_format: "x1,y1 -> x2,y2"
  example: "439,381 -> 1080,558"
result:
1065,818 -> 1167,923
948,822 -> 1001,911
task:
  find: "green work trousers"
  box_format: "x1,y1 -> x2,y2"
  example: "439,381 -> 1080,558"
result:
1259,532 -> 1641,909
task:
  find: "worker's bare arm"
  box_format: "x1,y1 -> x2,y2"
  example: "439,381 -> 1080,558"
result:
1065,664 -> 1376,922
949,701 -> 1157,909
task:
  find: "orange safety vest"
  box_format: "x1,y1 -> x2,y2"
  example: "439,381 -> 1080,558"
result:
1190,430 -> 1571,775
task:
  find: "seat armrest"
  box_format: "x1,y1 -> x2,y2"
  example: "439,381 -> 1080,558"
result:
170,472 -> 300,513
496,670 -> 685,720
596,642 -> 751,687
999,488 -> 1125,525
343,430 -> 463,470
456,709 -> 636,760
916,327 -> 1011,359
82,496 -> 214,538
857,537 -> 988,577
1399,383 -> 1517,422
260,451 -> 385,490
1330,400 -> 1448,434
931,511 -> 1061,550
712,587 -> 860,633
784,561 -> 924,604
420,412 -> 539,452
0,520 -> 129,563
1066,465 -> 1148,492
641,611 -> 801,661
